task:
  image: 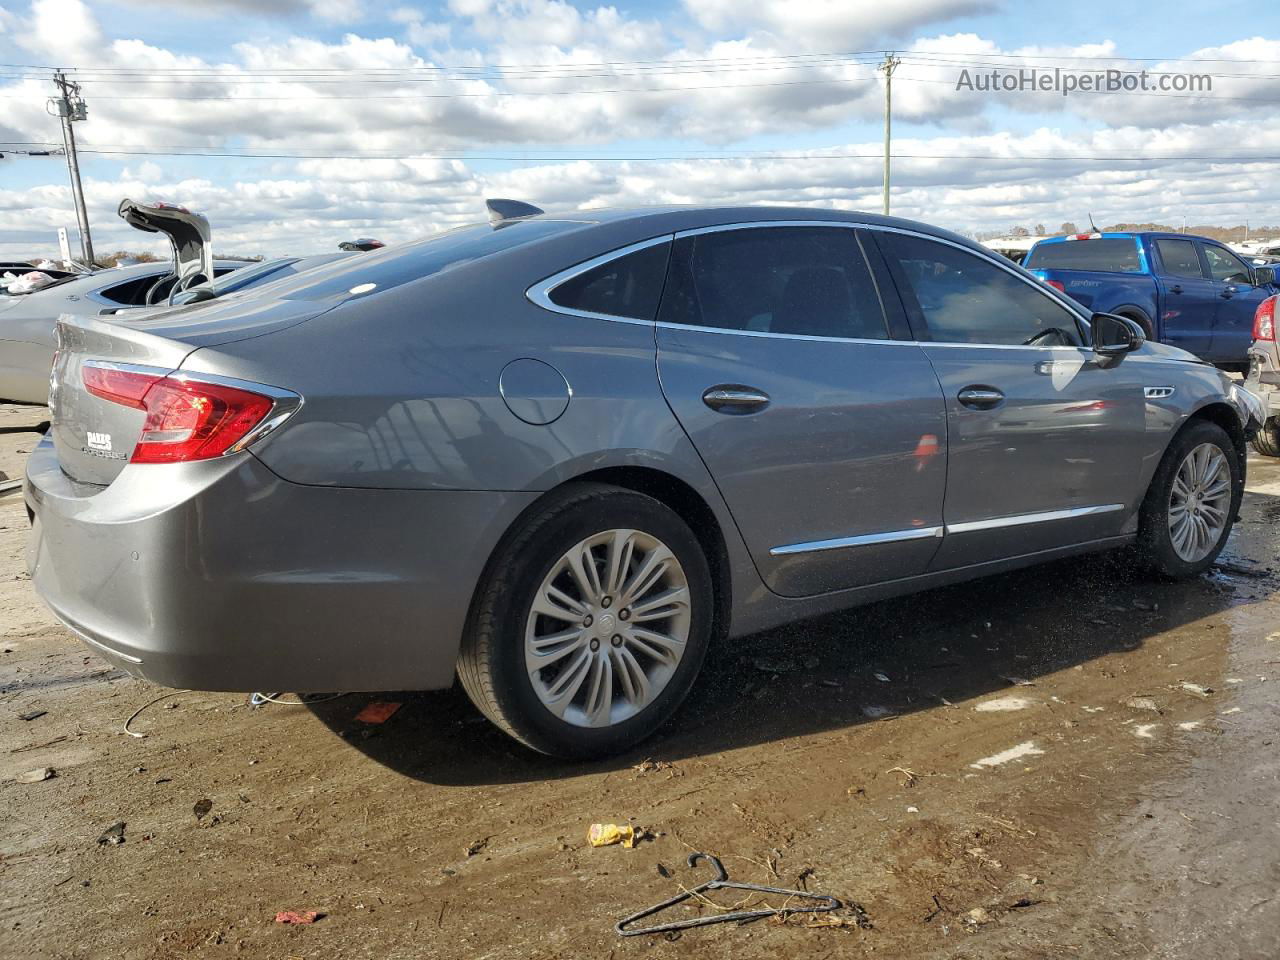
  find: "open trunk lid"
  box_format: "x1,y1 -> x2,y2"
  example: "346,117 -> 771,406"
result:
117,199 -> 214,297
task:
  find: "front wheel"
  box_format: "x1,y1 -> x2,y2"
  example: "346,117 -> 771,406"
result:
457,483 -> 714,759
1136,421 -> 1242,578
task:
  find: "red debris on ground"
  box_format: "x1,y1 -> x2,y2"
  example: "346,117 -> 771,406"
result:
354,701 -> 402,724
274,911 -> 322,925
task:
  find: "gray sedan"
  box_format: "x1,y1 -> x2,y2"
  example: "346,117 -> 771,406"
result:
23,203 -> 1265,758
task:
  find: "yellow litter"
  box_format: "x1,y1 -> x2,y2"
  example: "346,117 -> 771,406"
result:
588,823 -> 637,848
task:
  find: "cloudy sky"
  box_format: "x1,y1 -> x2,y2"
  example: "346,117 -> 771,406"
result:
0,0 -> 1276,260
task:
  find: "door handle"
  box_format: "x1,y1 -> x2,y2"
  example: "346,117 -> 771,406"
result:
1220,287 -> 1236,299
702,385 -> 770,414
1169,284 -> 1183,294
957,386 -> 1004,409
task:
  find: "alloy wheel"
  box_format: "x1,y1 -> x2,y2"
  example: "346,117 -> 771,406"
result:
1167,442 -> 1231,562
524,529 -> 691,728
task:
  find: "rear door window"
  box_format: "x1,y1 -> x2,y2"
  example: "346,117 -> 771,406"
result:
880,231 -> 1083,347
1155,239 -> 1205,279
1024,238 -> 1142,272
547,241 -> 671,320
658,226 -> 889,340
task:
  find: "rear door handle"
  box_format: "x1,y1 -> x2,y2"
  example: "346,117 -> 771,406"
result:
702,385 -> 770,414
957,386 -> 1005,409
1220,287 -> 1236,299
1169,284 -> 1183,294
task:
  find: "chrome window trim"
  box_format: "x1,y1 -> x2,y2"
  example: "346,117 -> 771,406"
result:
656,320 -> 903,346
525,235 -> 674,325
674,219 -> 860,239
80,360 -> 303,456
526,218 -> 1092,347
770,526 -> 943,556
945,503 -> 1125,534
920,342 -> 1092,353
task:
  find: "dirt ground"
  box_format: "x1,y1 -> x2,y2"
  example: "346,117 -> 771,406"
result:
1,399 -> 1277,960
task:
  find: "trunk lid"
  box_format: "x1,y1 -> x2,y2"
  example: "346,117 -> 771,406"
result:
117,199 -> 214,296
49,292 -> 331,486
50,314 -> 193,485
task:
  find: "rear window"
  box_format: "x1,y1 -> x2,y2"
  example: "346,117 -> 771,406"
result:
547,242 -> 671,320
273,219 -> 579,302
1024,238 -> 1143,273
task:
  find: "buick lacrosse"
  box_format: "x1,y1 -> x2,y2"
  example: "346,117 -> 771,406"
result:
24,202 -> 1263,757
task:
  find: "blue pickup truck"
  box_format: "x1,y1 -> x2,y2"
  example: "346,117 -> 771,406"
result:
1024,232 -> 1279,368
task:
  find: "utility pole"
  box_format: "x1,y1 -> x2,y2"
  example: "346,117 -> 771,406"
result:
878,52 -> 901,217
49,71 -> 94,266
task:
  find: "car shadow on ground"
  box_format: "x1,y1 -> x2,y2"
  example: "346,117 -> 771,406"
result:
307,488 -> 1278,787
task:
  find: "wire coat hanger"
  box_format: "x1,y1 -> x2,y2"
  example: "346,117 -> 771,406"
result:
616,852 -> 842,936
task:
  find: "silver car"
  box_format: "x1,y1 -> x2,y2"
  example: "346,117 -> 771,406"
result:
23,203 -> 1265,758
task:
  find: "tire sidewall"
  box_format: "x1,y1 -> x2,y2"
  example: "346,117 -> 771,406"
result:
1140,421 -> 1242,577
484,491 -> 714,758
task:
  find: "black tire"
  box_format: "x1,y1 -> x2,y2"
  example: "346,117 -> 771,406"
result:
1136,420 -> 1242,578
1115,309 -> 1154,341
457,482 -> 714,759
1253,418 -> 1280,458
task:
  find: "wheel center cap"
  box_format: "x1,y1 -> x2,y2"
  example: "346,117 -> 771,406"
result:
597,613 -> 616,634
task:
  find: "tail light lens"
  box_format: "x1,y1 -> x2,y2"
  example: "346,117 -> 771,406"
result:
83,365 -> 291,463
1254,295 -> 1277,342
1045,279 -> 1066,293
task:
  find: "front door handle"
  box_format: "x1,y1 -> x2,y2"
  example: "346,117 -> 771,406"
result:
1169,284 -> 1183,294
957,386 -> 1005,409
702,385 -> 770,414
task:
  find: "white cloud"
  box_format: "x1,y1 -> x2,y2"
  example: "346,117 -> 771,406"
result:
111,0 -> 364,21
684,0 -> 999,49
2,0 -> 1277,262
4,118 -> 1278,261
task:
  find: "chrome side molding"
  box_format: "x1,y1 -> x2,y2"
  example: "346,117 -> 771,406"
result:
770,503 -> 1126,557
770,526 -> 943,556
944,503 -> 1125,534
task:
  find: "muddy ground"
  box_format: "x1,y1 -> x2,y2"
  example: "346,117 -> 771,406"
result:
0,399 -> 1277,960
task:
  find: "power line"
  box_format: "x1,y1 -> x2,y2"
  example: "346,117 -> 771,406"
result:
61,146 -> 1280,162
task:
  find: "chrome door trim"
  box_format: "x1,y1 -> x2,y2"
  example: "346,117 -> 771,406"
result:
770,525 -> 944,557
945,503 -> 1125,534
525,235 -> 674,325
655,320 -> 901,346
923,342 -> 1092,353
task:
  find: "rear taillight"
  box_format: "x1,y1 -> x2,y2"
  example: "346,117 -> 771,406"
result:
83,364 -> 289,463
1045,279 -> 1066,293
1254,295 -> 1277,342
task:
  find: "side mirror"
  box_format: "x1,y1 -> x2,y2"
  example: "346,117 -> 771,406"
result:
1091,312 -> 1145,357
169,287 -> 215,307
1255,266 -> 1276,287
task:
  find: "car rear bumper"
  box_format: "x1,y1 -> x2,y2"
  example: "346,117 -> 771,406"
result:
24,435 -> 538,692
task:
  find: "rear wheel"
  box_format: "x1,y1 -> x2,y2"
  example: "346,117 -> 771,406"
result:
1136,421 -> 1241,578
458,483 -> 713,758
1253,418 -> 1280,458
